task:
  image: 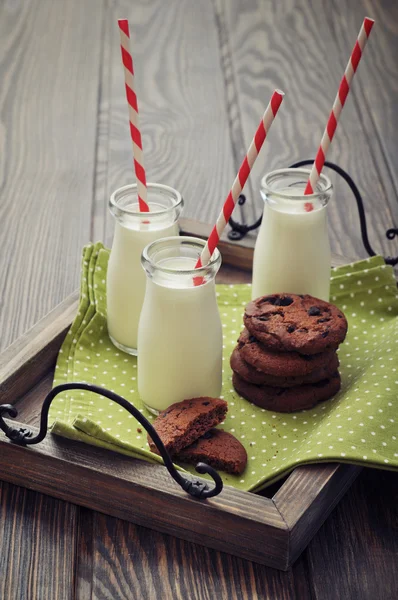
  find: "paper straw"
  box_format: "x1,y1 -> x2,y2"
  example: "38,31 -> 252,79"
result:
304,17 -> 374,195
118,19 -> 149,212
195,90 -> 285,269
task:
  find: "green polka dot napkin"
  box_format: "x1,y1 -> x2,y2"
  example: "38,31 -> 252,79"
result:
50,244 -> 398,492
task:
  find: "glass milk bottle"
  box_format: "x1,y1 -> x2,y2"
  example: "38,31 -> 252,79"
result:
138,236 -> 223,413
252,168 -> 333,301
107,183 -> 183,355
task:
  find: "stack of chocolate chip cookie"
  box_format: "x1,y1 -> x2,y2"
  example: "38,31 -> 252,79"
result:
231,293 -> 348,412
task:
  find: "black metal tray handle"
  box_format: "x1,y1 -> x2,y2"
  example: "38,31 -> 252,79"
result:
0,383 -> 223,500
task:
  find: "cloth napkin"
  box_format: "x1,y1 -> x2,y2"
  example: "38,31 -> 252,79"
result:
50,243 -> 398,492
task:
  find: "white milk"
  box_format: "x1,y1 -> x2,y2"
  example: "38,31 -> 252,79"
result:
107,184 -> 183,355
107,213 -> 178,353
138,241 -> 223,413
252,170 -> 332,301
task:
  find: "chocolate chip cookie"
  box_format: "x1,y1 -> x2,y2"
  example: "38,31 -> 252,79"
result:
232,371 -> 341,412
175,429 -> 247,475
237,329 -> 338,378
230,346 -> 339,387
147,397 -> 228,455
244,294 -> 347,355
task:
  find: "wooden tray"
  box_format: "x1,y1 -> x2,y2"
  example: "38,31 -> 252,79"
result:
0,227 -> 360,571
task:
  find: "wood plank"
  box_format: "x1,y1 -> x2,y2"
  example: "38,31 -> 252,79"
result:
219,0 -> 398,261
0,425 -> 290,569
80,513 -> 310,600
75,508 -> 95,600
0,481 -> 78,600
306,468 -> 398,599
0,0 -> 105,352
329,0 -> 398,222
92,0 -> 236,247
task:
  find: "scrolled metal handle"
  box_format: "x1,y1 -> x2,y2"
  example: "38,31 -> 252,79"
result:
0,383 -> 223,500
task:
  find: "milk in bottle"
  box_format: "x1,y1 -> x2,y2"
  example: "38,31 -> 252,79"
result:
252,168 -> 332,301
138,237 -> 223,413
107,183 -> 183,355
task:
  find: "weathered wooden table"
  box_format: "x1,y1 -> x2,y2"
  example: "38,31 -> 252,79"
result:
1,0 -> 397,598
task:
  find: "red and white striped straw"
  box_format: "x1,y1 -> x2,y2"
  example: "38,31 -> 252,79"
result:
118,19 -> 149,212
304,17 -> 374,195
195,90 -> 284,269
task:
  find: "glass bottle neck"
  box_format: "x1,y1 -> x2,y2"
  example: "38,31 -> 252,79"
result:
261,168 -> 333,214
142,236 -> 221,288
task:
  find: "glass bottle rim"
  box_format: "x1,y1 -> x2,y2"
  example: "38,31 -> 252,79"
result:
261,168 -> 333,200
110,182 -> 183,217
142,236 -> 221,276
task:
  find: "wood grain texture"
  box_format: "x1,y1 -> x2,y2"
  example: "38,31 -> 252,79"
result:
306,468 -> 398,600
75,508 -> 95,600
92,0 -> 236,247
79,513 -> 310,600
219,0 -> 398,261
329,0 -> 398,221
0,481 -> 77,600
0,0 -> 105,352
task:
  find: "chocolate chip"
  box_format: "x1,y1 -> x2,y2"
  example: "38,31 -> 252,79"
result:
202,430 -> 213,439
249,336 -> 257,343
317,317 -> 331,323
338,314 -> 343,318
321,331 -> 329,338
308,306 -> 321,316
257,315 -> 270,321
287,325 -> 296,333
274,296 -> 293,306
261,295 -> 293,306
202,401 -> 210,406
